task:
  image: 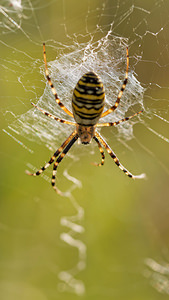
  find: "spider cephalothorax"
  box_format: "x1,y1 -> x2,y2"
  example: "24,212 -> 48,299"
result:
76,124 -> 95,144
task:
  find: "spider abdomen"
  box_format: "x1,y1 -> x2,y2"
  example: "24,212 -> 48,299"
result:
72,72 -> 105,126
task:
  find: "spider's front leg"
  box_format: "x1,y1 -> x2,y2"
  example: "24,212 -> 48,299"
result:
26,130 -> 77,177
51,133 -> 78,194
95,131 -> 146,179
92,135 -> 105,166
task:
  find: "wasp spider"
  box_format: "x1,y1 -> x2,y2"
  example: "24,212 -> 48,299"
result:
26,43 -> 145,194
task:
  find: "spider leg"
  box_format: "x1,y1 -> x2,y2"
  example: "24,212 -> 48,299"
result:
31,102 -> 76,126
97,110 -> 143,127
92,135 -> 105,166
95,131 -> 146,179
26,130 -> 77,176
43,43 -> 73,118
51,133 -> 79,193
101,47 -> 129,118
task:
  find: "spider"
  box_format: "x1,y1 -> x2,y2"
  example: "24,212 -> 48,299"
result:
26,43 -> 145,194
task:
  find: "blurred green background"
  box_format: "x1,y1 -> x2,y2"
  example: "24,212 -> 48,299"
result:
0,0 -> 169,299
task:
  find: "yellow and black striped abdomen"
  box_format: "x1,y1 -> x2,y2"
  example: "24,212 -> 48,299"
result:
72,72 -> 105,126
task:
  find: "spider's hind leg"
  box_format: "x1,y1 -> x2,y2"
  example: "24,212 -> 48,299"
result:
31,102 -> 76,125
101,47 -> 129,118
97,110 -> 143,128
43,43 -> 73,118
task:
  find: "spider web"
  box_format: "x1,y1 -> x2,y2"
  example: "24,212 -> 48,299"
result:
0,0 -> 169,298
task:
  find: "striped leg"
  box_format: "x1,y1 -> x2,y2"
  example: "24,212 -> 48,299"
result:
101,47 -> 129,118
95,131 -> 146,179
31,102 -> 76,126
92,135 -> 105,166
97,110 -> 143,128
43,43 -> 73,118
26,130 -> 77,176
51,133 -> 79,193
